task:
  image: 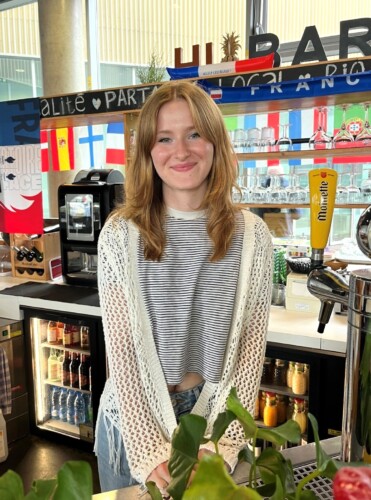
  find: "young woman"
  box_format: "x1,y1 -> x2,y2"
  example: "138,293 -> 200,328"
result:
94,80 -> 273,495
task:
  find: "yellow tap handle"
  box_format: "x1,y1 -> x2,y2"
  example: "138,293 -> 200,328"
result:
308,168 -> 338,266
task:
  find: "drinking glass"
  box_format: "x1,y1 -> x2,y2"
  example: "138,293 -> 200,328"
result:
308,107 -> 332,150
233,129 -> 248,152
269,175 -> 288,204
276,124 -> 292,151
260,126 -> 276,152
332,104 -> 354,148
247,127 -> 261,153
346,169 -> 361,204
286,174 -> 306,204
336,173 -> 348,204
251,171 -> 269,203
360,169 -> 371,203
355,103 -> 371,146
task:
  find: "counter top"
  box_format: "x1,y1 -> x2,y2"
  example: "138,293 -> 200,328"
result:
0,278 -> 101,319
92,437 -> 341,499
0,277 -> 347,353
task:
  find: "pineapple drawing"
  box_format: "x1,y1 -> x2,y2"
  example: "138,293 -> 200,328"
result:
221,32 -> 241,62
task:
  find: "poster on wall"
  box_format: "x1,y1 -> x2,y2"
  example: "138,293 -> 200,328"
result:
0,98 -> 43,234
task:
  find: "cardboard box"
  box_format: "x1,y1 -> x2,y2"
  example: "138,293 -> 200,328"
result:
286,272 -> 321,314
10,232 -> 61,281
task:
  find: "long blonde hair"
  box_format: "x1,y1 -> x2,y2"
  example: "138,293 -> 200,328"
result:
117,80 -> 240,261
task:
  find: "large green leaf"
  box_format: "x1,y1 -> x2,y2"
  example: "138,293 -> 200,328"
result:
226,388 -> 257,439
167,414 -> 207,500
256,420 -> 302,446
0,470 -> 24,499
183,453 -> 262,500
256,447 -> 296,496
209,410 -> 236,446
52,461 -> 92,500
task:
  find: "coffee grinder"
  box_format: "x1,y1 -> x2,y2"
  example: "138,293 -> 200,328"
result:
58,169 -> 124,286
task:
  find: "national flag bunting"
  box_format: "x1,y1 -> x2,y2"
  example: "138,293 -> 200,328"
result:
105,122 -> 126,166
50,127 -> 75,171
77,125 -> 105,169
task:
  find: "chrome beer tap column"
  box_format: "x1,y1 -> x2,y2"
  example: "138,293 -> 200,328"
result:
307,169 -> 371,463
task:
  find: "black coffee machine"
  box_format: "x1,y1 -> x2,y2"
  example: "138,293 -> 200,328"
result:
58,169 -> 124,286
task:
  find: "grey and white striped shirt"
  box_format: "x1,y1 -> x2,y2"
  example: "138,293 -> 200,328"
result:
137,207 -> 244,384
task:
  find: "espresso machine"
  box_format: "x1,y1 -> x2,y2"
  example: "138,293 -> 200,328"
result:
307,168 -> 371,463
58,169 -> 124,286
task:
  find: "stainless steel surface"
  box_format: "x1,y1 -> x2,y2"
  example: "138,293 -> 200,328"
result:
307,267 -> 349,332
307,205 -> 371,464
256,461 -> 336,499
341,269 -> 371,462
356,206 -> 371,259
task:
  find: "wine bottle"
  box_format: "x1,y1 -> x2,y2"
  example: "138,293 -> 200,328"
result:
62,351 -> 71,386
79,354 -> 90,390
70,353 -> 80,389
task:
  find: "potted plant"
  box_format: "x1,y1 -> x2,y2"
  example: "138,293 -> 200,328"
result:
146,388 -> 366,500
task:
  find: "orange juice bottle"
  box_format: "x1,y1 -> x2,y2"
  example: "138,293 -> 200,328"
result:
263,392 -> 278,427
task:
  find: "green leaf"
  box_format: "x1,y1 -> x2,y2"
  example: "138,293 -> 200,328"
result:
25,479 -> 56,499
209,410 -> 236,446
307,414 -> 339,479
238,445 -> 255,466
167,414 -> 207,500
146,481 -> 164,500
270,474 -> 285,500
226,388 -> 257,439
183,454 -> 262,500
255,448 -> 296,496
257,420 -> 302,446
52,461 -> 92,500
0,470 -> 24,499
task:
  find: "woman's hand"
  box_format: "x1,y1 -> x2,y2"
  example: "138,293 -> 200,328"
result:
147,449 -> 223,497
147,461 -> 171,498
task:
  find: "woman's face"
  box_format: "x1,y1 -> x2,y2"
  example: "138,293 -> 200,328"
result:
150,98 -> 214,210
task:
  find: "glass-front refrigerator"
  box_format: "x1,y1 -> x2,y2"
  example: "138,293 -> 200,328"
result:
253,343 -> 346,453
22,307 -> 106,450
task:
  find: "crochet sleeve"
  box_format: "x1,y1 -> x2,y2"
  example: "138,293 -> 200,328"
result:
202,215 -> 273,470
98,219 -> 171,485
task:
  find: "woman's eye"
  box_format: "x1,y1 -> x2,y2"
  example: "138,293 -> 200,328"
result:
189,132 -> 200,139
158,137 -> 171,143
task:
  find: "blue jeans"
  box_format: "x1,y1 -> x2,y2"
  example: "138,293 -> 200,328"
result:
96,381 -> 204,493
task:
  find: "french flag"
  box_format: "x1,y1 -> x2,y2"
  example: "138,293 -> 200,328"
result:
105,122 -> 126,166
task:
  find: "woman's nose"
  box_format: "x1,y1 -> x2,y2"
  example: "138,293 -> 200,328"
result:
174,139 -> 190,159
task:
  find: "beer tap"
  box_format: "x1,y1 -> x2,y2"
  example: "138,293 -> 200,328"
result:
306,168 -> 347,333
307,167 -> 371,463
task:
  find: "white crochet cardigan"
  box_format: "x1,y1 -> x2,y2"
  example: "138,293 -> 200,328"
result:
96,208 -> 273,485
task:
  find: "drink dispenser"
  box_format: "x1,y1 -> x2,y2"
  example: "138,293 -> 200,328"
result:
307,168 -> 371,463
58,169 -> 124,286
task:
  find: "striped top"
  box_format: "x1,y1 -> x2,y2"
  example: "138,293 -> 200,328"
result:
137,207 -> 244,384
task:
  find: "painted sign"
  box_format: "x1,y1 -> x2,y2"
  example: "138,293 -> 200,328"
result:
0,98 -> 43,233
40,57 -> 371,120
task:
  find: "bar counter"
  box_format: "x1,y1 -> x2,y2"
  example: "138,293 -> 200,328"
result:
0,277 -> 348,354
92,437 -> 341,499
